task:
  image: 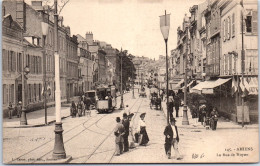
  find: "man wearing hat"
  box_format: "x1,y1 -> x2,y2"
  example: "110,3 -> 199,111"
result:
16,101 -> 22,118
163,118 -> 181,160
114,117 -> 125,156
122,113 -> 130,152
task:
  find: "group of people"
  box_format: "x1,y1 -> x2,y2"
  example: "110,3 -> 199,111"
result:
70,95 -> 92,117
114,110 -> 149,156
8,101 -> 22,119
196,105 -> 219,130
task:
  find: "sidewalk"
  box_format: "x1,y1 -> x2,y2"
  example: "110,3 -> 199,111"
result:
161,101 -> 258,130
3,106 -> 71,128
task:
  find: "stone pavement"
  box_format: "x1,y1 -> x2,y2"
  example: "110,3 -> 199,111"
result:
3,106 -> 71,128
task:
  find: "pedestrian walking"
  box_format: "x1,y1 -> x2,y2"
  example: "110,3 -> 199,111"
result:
70,101 -> 77,117
198,104 -> 207,126
163,118 -> 181,160
210,107 -> 219,130
174,95 -> 180,117
16,101 -> 22,118
8,102 -> 13,119
137,113 -> 149,146
114,117 -> 125,156
77,100 -> 83,117
85,97 -> 92,117
122,113 -> 130,152
168,97 -> 174,121
128,113 -> 136,149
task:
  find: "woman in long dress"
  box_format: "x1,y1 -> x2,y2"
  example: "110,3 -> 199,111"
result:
137,113 -> 149,146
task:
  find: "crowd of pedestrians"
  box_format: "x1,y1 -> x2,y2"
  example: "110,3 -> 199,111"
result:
7,101 -> 22,119
70,95 -> 92,118
114,109 -> 150,156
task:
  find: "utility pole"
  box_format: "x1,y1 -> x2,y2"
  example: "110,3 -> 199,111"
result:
241,0 -> 245,128
182,14 -> 189,125
120,48 -> 124,109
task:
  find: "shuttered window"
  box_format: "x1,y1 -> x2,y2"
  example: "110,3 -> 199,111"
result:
232,13 -> 235,37
252,10 -> 257,34
225,17 -> 228,40
3,84 -> 8,105
2,49 -> 8,71
227,17 -> 231,39
223,20 -> 226,41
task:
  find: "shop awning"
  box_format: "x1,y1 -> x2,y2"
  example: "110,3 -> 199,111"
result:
190,78 -> 231,94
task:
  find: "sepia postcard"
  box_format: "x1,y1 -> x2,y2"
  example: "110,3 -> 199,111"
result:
2,0 -> 259,164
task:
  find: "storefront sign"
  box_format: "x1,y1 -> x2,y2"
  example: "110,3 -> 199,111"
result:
202,88 -> 214,94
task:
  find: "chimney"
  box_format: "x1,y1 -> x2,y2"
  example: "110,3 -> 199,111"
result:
85,31 -> 93,45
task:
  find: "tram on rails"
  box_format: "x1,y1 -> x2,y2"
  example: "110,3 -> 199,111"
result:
96,85 -> 117,113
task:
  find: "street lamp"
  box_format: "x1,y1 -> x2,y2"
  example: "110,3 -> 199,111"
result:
20,63 -> 30,125
41,21 -> 49,125
160,10 -> 170,124
120,48 -> 124,109
52,0 -> 69,160
182,13 -> 190,125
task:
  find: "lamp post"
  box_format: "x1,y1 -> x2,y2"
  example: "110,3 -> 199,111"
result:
120,48 -> 124,109
41,21 -> 49,125
52,0 -> 68,160
160,10 -> 170,125
241,1 -> 245,128
182,14 -> 190,125
20,62 -> 30,125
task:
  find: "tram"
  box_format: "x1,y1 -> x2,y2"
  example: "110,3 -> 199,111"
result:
96,85 -> 117,113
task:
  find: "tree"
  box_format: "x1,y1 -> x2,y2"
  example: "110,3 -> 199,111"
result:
116,50 -> 136,90
42,0 -> 70,15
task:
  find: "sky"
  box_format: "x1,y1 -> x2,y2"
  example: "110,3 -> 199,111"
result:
28,0 -> 205,60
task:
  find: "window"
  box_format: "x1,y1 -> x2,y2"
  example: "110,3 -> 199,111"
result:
39,84 -> 42,101
9,84 -> 14,103
17,53 -> 22,72
3,84 -> 8,105
12,51 -> 16,72
34,84 -> 37,101
246,14 -> 252,32
227,16 -> 231,39
232,13 -> 235,37
2,49 -> 8,71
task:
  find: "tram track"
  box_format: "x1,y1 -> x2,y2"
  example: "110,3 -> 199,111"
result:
82,98 -> 143,163
7,112 -> 101,164
107,97 -> 145,163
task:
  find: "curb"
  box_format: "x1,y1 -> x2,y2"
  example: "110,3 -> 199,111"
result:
3,115 -> 71,128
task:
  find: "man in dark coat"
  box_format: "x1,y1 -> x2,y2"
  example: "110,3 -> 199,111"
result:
85,97 -> 92,116
114,117 -> 125,156
163,118 -> 181,160
122,113 -> 130,152
174,95 -> 180,117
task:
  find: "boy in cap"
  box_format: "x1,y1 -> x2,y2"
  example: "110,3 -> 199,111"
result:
114,117 -> 125,156
163,118 -> 181,160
